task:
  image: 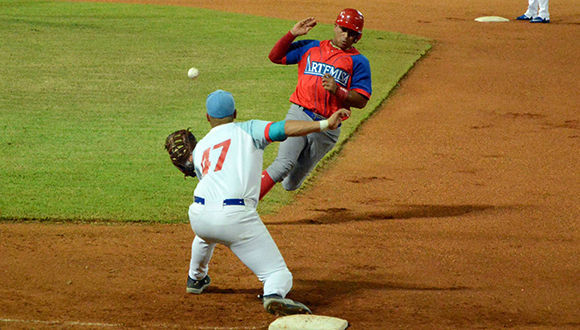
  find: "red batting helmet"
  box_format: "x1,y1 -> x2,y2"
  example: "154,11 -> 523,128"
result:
335,8 -> 364,36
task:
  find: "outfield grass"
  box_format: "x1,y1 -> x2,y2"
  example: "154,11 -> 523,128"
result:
0,0 -> 431,222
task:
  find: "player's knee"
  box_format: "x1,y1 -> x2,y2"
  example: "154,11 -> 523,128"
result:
281,173 -> 307,191
281,180 -> 301,191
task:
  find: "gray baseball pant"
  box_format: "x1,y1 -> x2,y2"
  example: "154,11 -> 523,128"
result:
266,104 -> 340,191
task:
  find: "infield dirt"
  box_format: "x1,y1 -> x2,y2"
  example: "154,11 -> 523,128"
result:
1,0 -> 578,329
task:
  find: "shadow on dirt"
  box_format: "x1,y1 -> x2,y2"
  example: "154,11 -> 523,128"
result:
203,287 -> 260,295
292,278 -> 469,308
269,204 -> 520,225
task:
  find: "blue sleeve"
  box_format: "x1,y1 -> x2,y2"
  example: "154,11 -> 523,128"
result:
268,120 -> 287,142
285,40 -> 320,64
350,54 -> 372,97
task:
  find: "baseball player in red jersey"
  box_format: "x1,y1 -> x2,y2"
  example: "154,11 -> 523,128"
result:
260,9 -> 372,199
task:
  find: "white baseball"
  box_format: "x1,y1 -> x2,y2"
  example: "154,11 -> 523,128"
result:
187,67 -> 199,79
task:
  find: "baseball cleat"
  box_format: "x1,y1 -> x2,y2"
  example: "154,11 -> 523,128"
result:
262,294 -> 312,316
530,17 -> 550,23
516,14 -> 531,20
186,275 -> 211,294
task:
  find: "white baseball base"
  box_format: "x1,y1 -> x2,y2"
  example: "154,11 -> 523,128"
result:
474,16 -> 510,22
268,314 -> 349,330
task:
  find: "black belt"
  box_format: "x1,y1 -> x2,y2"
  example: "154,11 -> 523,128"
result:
194,196 -> 245,206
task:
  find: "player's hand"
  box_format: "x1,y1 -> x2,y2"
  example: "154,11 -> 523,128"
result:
291,17 -> 317,36
328,108 -> 351,129
322,73 -> 338,93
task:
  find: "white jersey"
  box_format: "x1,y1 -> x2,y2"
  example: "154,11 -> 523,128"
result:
192,120 -> 273,203
187,119 -> 294,299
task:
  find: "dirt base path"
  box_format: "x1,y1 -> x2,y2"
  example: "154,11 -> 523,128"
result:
2,0 -> 578,329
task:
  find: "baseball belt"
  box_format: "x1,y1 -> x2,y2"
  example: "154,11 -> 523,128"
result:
300,107 -> 342,128
194,196 -> 245,206
300,107 -> 327,121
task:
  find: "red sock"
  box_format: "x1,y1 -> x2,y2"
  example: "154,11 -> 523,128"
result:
260,170 -> 276,200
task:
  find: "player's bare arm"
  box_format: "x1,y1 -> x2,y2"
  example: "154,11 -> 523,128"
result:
290,17 -> 317,36
322,73 -> 368,108
283,109 -> 351,136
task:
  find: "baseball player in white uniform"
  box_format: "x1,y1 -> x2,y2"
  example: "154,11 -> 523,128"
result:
516,0 -> 550,23
185,89 -> 350,315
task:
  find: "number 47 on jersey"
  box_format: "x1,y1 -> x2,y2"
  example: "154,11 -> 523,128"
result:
201,139 -> 231,175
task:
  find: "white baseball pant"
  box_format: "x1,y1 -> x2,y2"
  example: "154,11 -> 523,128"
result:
188,202 -> 292,297
524,0 -> 550,19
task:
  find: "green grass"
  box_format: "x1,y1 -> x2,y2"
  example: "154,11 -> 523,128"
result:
0,0 -> 431,222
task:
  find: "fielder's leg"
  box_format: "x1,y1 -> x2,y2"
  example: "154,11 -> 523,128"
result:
524,0 -> 539,17
187,203 -> 217,293
229,220 -> 293,297
231,221 -> 312,316
188,235 -> 216,281
538,0 -> 549,19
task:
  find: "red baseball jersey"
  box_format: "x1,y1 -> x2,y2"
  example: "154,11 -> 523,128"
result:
282,39 -> 372,118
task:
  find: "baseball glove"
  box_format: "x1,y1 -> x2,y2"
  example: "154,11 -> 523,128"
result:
164,128 -> 197,178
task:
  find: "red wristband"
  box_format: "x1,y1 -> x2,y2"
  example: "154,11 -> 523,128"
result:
335,86 -> 349,102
